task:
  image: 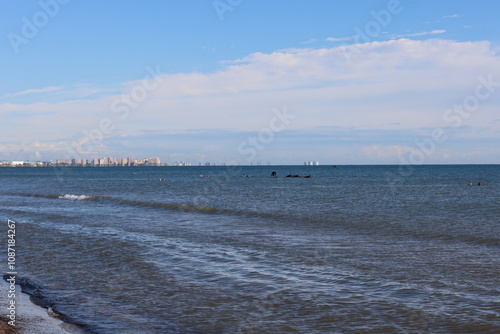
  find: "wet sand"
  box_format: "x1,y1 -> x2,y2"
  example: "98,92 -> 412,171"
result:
1,280 -> 77,334
0,318 -> 17,334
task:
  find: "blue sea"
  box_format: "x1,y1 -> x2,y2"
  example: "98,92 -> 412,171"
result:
1,165 -> 499,333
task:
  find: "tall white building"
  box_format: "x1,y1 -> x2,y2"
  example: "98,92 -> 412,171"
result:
304,161 -> 320,166
148,157 -> 161,166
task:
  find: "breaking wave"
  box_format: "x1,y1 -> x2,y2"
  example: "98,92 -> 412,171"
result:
58,194 -> 93,201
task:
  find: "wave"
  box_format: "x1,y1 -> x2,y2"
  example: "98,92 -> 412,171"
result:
2,274 -> 97,333
58,194 -> 93,201
8,192 -> 499,247
10,192 -> 292,222
14,192 -> 221,215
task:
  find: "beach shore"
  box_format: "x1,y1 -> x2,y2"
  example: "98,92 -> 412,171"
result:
1,280 -> 78,334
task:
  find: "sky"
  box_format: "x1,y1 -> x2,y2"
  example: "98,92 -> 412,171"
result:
1,0 -> 499,165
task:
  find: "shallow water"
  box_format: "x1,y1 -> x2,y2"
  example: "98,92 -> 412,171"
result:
1,165 -> 499,333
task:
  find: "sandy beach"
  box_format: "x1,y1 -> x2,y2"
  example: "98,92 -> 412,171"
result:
1,280 -> 79,334
0,318 -> 17,334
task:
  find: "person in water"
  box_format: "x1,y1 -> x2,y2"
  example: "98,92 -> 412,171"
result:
271,171 -> 277,177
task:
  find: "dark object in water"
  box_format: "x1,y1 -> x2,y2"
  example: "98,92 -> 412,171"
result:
271,171 -> 277,177
286,174 -> 301,178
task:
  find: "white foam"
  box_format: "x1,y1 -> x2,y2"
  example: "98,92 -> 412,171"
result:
1,280 -> 81,334
58,194 -> 90,201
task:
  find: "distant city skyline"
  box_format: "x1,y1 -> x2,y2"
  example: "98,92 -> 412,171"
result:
1,1 -> 499,164
0,156 -> 324,167
0,157 -> 320,167
0,156 -> 275,167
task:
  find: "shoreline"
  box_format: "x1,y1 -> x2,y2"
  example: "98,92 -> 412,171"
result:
1,279 -> 82,334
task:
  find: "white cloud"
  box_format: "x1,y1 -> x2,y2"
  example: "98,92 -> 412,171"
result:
361,145 -> 413,159
325,36 -> 355,42
302,38 -> 318,44
4,86 -> 63,97
394,30 -> 446,38
2,38 -> 500,163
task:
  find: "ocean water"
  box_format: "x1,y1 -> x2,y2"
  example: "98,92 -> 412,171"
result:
1,165 -> 499,333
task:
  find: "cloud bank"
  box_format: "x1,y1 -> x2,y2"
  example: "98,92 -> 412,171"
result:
1,38 -> 499,164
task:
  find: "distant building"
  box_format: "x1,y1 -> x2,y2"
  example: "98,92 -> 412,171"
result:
148,157 -> 161,166
3,155 -> 207,168
304,161 -> 320,166
172,161 -> 191,166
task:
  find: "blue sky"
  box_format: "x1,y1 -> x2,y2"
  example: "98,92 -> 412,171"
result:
1,0 -> 499,164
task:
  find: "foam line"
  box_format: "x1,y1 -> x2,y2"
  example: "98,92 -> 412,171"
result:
0,279 -> 83,334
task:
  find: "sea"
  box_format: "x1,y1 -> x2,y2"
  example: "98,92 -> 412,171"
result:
1,165 -> 499,333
